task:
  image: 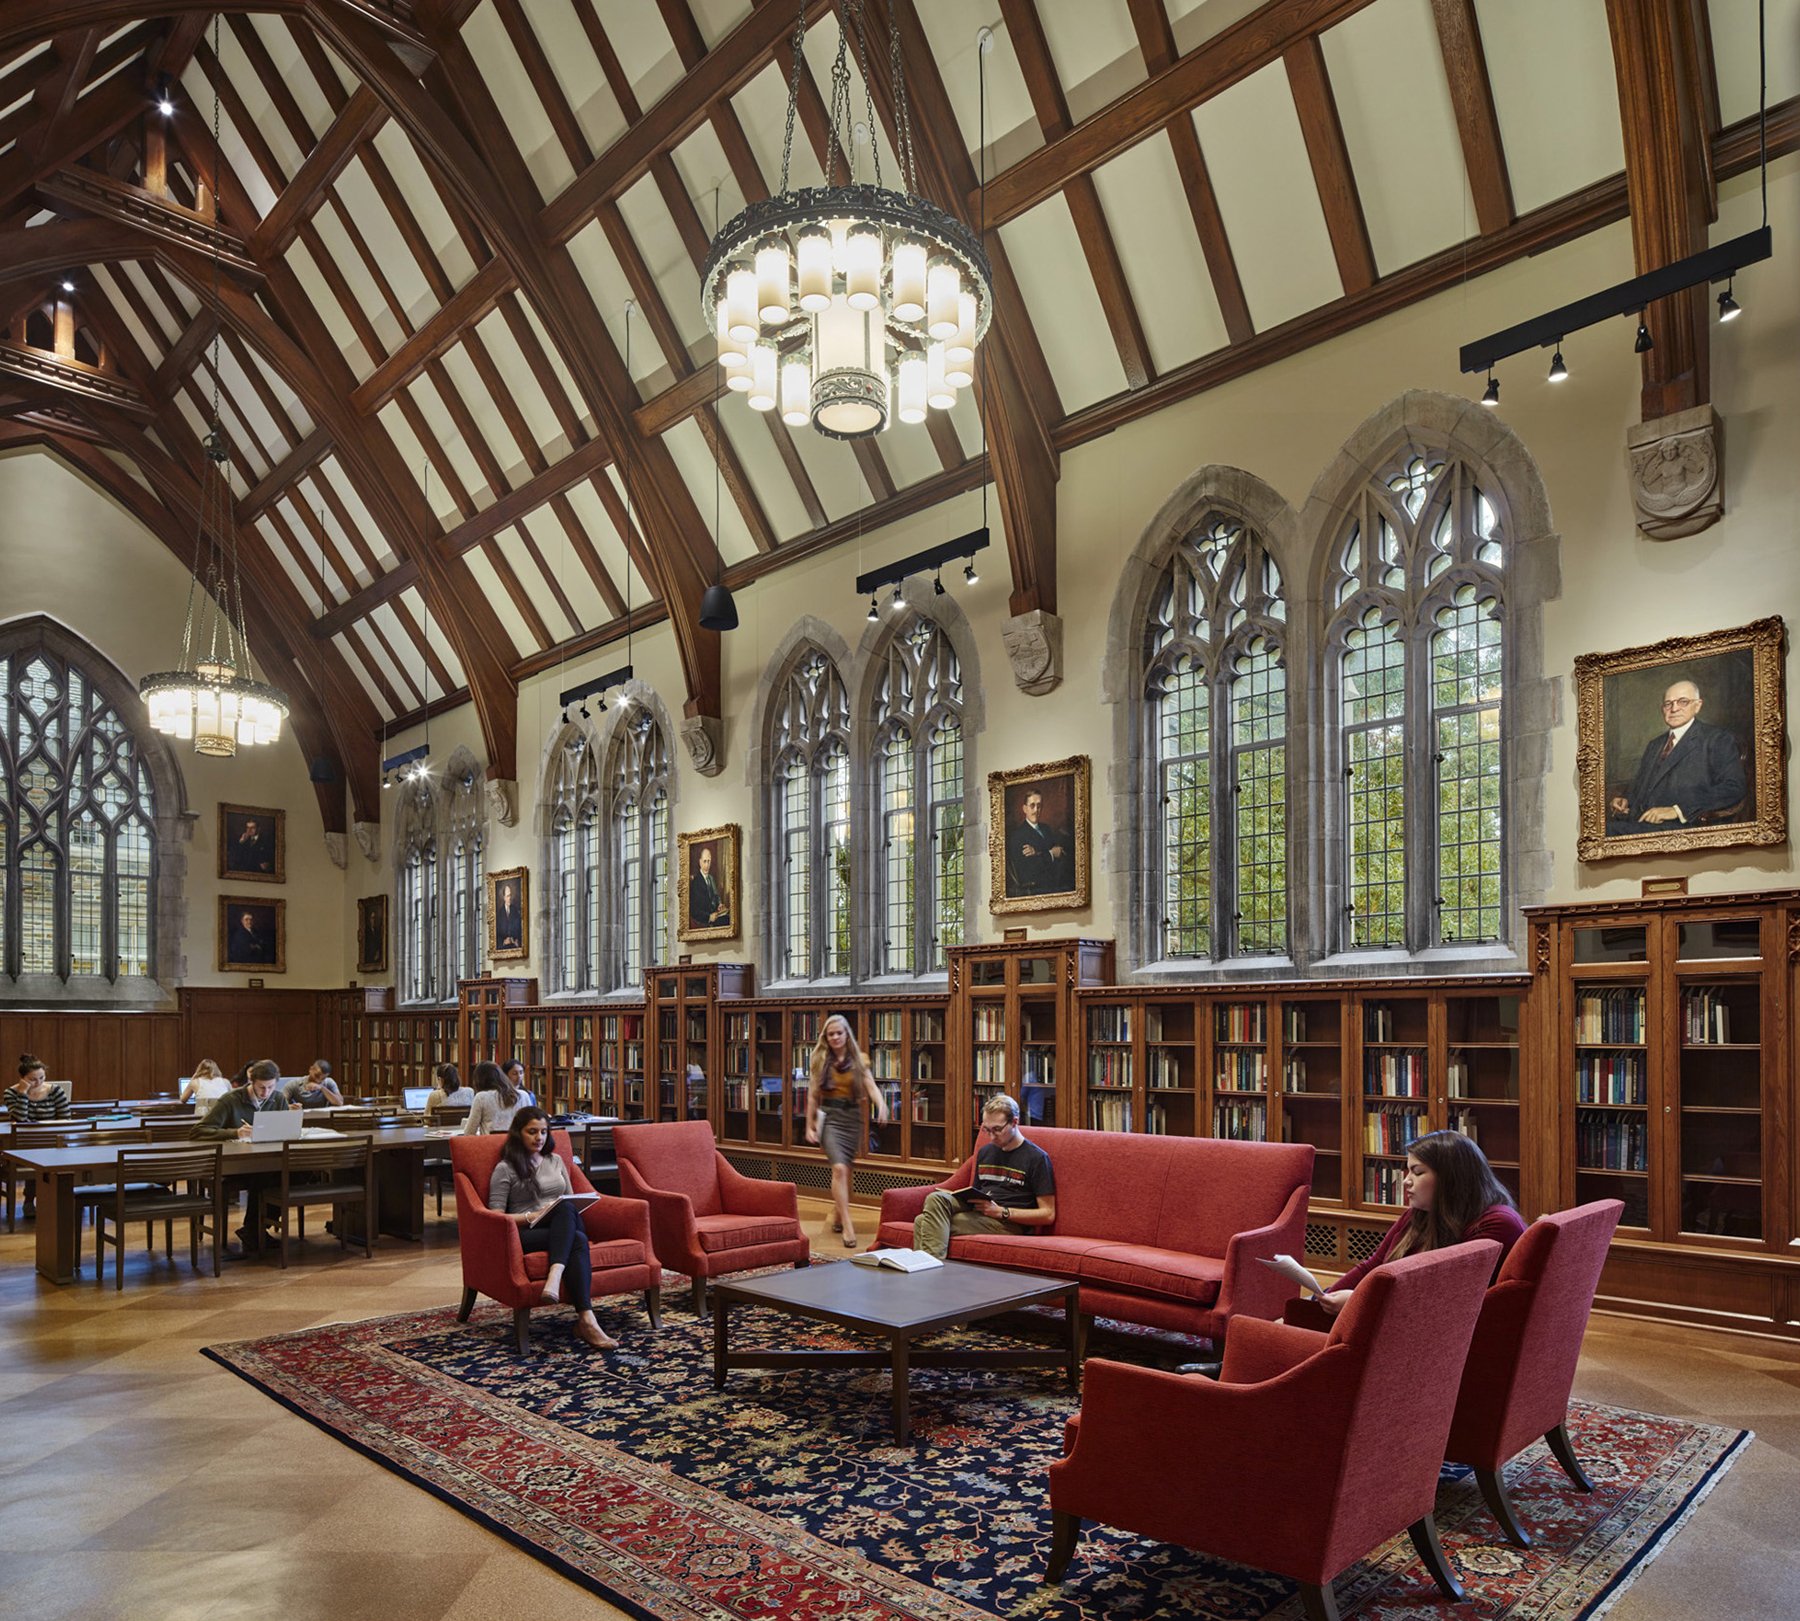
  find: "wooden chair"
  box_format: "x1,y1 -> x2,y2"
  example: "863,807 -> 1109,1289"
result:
143,1118 -> 199,1142
428,1104 -> 471,1128
258,1138 -> 375,1267
327,1108 -> 380,1132
70,1128 -> 155,1271
4,1121 -> 96,1230
95,1144 -> 226,1289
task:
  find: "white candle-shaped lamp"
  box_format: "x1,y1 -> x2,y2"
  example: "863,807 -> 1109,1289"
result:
715,303 -> 746,370
896,351 -> 926,423
725,263 -> 757,344
891,239 -> 927,323
796,225 -> 832,312
926,342 -> 955,410
755,236 -> 791,327
845,223 -> 881,311
747,341 -> 778,411
780,351 -> 811,426
945,292 -> 976,386
927,259 -> 961,341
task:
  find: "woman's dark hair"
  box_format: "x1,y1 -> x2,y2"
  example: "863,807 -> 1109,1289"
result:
18,1053 -> 43,1077
435,1062 -> 461,1089
472,1060 -> 518,1108
230,1064 -> 251,1089
501,1106 -> 551,1185
1390,1130 -> 1516,1260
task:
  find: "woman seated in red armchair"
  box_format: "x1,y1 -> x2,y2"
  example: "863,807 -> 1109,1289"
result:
487,1107 -> 620,1351
1317,1130 -> 1524,1318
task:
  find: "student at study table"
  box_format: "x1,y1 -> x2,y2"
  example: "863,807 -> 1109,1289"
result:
191,1059 -> 301,1141
285,1060 -> 343,1109
486,1107 -> 618,1351
462,1061 -> 523,1135
425,1062 -> 475,1116
500,1056 -> 536,1106
4,1053 -> 71,1123
180,1059 -> 230,1112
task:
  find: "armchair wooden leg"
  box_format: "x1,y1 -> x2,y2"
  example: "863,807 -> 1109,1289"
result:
1545,1421 -> 1594,1491
691,1277 -> 707,1315
1045,1512 -> 1080,1584
1408,1513 -> 1465,1600
1298,1581 -> 1341,1621
644,1285 -> 662,1329
457,1285 -> 478,1323
1475,1467 -> 1531,1548
512,1306 -> 532,1353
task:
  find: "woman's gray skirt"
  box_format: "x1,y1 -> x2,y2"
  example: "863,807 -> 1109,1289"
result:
818,1102 -> 860,1167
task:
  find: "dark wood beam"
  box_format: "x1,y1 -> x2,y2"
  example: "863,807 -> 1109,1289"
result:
241,424 -> 332,520
1284,36 -> 1376,294
251,86 -> 387,257
150,307 -> 215,399
26,29 -> 99,166
0,73 -> 147,217
1430,0 -> 1514,235
349,256 -> 508,413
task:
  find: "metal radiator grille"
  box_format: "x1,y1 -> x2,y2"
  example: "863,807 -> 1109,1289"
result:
720,1151 -> 940,1201
1303,1222 -> 1340,1262
1345,1225 -> 1387,1262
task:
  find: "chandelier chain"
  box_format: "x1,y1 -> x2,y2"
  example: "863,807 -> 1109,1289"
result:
843,0 -> 884,192
887,1 -> 918,197
776,0 -> 809,195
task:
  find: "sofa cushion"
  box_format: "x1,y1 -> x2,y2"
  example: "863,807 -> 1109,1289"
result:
1078,1243 -> 1223,1306
695,1213 -> 802,1254
948,1233 -> 1111,1272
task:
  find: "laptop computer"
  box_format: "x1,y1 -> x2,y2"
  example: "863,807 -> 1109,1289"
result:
402,1086 -> 434,1111
251,1110 -> 303,1142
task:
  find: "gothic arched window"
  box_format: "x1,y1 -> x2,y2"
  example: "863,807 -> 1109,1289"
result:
606,709 -> 670,992
445,763 -> 486,991
1327,454 -> 1507,950
871,617 -> 964,976
768,647 -> 851,980
1144,515 -> 1288,960
544,729 -> 601,993
394,780 -> 438,1004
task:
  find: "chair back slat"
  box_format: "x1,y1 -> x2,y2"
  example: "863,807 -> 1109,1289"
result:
329,1109 -> 380,1132
144,1119 -> 199,1142
280,1140 -> 374,1175
115,1144 -> 224,1184
15,1123 -> 97,1147
85,1128 -> 150,1146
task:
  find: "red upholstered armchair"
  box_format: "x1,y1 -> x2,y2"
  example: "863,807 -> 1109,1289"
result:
614,1120 -> 811,1311
1047,1241 -> 1500,1621
452,1132 -> 661,1352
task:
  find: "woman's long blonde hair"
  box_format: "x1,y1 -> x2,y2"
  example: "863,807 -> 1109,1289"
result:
808,1014 -> 866,1088
189,1058 -> 223,1081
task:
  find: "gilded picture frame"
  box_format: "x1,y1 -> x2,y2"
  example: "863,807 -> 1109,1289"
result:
1575,616 -> 1786,862
486,866 -> 529,961
988,755 -> 1091,915
678,823 -> 740,943
356,894 -> 388,975
217,895 -> 286,973
217,802 -> 285,883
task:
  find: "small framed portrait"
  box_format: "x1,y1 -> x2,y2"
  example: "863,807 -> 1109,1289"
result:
678,824 -> 740,943
486,867 -> 529,961
357,895 -> 388,975
1576,616 -> 1786,862
217,802 -> 284,883
988,755 -> 1091,915
218,896 -> 285,973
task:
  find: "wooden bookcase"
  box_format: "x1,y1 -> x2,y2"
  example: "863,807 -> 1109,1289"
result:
646,964 -> 752,1127
457,977 -> 537,1074
1529,891 -> 1798,1336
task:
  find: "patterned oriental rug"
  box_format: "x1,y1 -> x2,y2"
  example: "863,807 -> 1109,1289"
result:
204,1297 -> 1748,1621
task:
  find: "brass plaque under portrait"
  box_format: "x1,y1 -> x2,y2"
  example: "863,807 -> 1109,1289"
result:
987,755 -> 1091,916
1575,617 -> 1786,862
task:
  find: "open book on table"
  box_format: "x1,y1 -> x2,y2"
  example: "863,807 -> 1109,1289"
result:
1257,1252 -> 1327,1299
528,1192 -> 600,1226
850,1248 -> 943,1272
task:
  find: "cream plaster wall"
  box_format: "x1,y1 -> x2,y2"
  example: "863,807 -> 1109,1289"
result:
0,449 -> 351,991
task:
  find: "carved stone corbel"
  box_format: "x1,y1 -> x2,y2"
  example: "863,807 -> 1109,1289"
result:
1626,405 -> 1722,540
1002,608 -> 1063,695
681,715 -> 723,777
353,821 -> 380,865
324,831 -> 347,870
484,777 -> 518,827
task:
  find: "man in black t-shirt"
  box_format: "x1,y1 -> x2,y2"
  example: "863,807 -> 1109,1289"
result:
913,1093 -> 1056,1259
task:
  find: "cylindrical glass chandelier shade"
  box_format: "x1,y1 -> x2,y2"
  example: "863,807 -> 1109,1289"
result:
755,236 -> 791,326
891,239 -> 927,323
748,342 -> 778,411
796,225 -> 831,312
896,352 -> 927,423
926,343 -> 954,410
845,224 -> 881,311
927,260 -> 961,340
780,351 -> 811,425
946,292 -> 976,385
725,263 -> 757,343
811,297 -> 886,437
715,304 -> 746,369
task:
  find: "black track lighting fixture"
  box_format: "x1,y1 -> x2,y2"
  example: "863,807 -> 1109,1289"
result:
1717,281 -> 1741,322
889,586 -> 904,615
933,569 -> 945,596
579,701 -> 591,720
1634,313 -> 1654,353
1480,372 -> 1499,407
963,557 -> 978,585
866,593 -> 879,622
855,526 -> 990,605
1547,344 -> 1568,383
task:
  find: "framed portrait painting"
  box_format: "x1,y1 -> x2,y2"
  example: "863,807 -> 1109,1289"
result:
486,867 -> 529,961
356,895 -> 388,975
218,896 -> 285,973
1575,616 -> 1786,862
678,824 -> 740,943
988,756 -> 1091,915
217,802 -> 284,883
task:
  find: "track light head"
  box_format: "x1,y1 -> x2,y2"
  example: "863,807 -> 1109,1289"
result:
60,278 -> 75,294
1634,316 -> 1654,354
889,587 -> 904,615
579,702 -> 591,720
933,570 -> 945,596
867,594 -> 879,622
1547,346 -> 1568,383
1480,373 -> 1499,407
1717,283 -> 1741,322
963,558 -> 978,585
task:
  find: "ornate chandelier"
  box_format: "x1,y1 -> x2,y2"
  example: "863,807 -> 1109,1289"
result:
701,0 -> 992,440
139,424 -> 289,757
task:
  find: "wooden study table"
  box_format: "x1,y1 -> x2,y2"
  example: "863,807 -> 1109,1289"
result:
3,1126 -> 446,1283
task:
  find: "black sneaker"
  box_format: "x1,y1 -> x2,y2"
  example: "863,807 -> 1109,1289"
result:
1176,1360 -> 1223,1379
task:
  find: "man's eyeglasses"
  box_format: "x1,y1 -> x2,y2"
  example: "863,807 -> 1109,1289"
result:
1662,697 -> 1697,710
979,1121 -> 1011,1134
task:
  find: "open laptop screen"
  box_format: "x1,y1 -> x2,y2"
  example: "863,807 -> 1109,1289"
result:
402,1087 -> 434,1111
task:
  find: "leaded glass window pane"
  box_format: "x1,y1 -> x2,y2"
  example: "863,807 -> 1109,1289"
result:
822,741 -> 850,976
779,754 -> 810,979
928,715 -> 963,968
69,812 -> 103,974
555,813 -> 577,992
117,817 -> 151,977
767,649 -> 851,980
1433,588 -> 1503,943
880,729 -> 914,975
1343,612 -> 1407,948
581,810 -> 600,990
618,797 -> 642,989
1230,640 -> 1287,954
1158,656 -> 1210,958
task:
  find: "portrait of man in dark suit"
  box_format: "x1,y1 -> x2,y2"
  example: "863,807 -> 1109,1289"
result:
218,804 -> 285,883
1607,678 -> 1748,834
357,895 -> 388,974
677,825 -> 739,941
219,897 -> 284,971
688,843 -> 730,930
987,756 -> 1091,915
1005,788 -> 1074,897
494,879 -> 523,952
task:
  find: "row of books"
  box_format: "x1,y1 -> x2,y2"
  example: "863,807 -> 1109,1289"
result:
1213,1100 -> 1267,1141
1576,1112 -> 1649,1173
971,1007 -> 1005,1041
1365,1162 -> 1407,1204
1575,988 -> 1646,1044
1576,1052 -> 1648,1105
1364,1052 -> 1428,1097
1681,988 -> 1737,1045
1089,1006 -> 1131,1043
1215,1050 -> 1268,1092
1216,1003 -> 1268,1043
1148,1050 -> 1186,1090
867,1011 -> 903,1042
1364,1005 -> 1417,1042
1089,1093 -> 1135,1132
1364,1101 -> 1425,1155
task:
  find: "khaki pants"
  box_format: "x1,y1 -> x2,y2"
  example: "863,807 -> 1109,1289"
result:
913,1189 -> 1019,1259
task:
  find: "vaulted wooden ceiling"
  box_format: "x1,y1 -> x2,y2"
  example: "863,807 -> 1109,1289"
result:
0,1 -> 1792,836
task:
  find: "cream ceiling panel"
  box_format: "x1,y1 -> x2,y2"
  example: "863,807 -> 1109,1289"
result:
1190,63 -> 1343,330
399,586 -> 466,687
334,155 -> 437,333
246,13 -> 334,139
374,400 -> 444,525
518,507 -> 608,632
210,27 -> 314,178
171,390 -> 209,453
560,480 -> 649,606
460,547 -> 538,658
434,343 -> 516,485
616,172 -> 707,356
944,389 -> 980,461
113,263 -> 176,346
914,0 -> 1040,170
212,344 -> 286,463
788,420 -> 878,523
1478,0 -> 1622,212
1091,132 -> 1230,372
511,297 -> 591,438
368,123 -> 478,293
800,14 -> 904,186
472,307 -> 564,458
1322,0 -> 1474,273
0,45 -> 49,81
1166,0 -> 1275,52
997,193 -> 1130,409
622,0 -> 695,104
492,523 -> 577,640
332,632 -> 393,716
663,416 -> 757,566
91,266 -> 165,363
690,0 -> 755,54
1039,0 -> 1145,124
1712,0 -> 1800,119
180,63 -> 278,218
370,599 -> 447,702
283,239 -> 374,381
727,62 -> 802,196
99,449 -> 151,493
244,346 -> 311,442
281,482 -> 370,591
258,516 -> 323,607
878,418 -> 944,492
307,204 -> 395,350
718,411 -> 811,543
78,55 -> 139,102
313,458 -> 395,575
526,0 -> 627,157
401,372 -> 493,513
462,1 -> 573,198
262,510 -> 339,612
564,221 -> 650,386
670,122 -> 747,242
346,621 -> 417,709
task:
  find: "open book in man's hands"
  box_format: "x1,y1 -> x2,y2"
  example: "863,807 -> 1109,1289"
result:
850,1247 -> 943,1272
1257,1252 -> 1326,1299
528,1192 -> 600,1226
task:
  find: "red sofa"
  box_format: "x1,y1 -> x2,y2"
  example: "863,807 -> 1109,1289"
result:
875,1128 -> 1314,1343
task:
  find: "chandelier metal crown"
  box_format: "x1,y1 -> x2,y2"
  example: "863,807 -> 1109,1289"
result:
701,0 -> 992,440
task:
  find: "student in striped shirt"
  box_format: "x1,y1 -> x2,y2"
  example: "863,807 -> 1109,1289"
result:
3,1053 -> 70,1124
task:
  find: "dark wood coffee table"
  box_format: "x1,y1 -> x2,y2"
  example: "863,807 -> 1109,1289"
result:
710,1259 -> 1081,1441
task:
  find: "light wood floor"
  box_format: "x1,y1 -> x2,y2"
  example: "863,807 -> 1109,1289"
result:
2,1201 -> 1796,1620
